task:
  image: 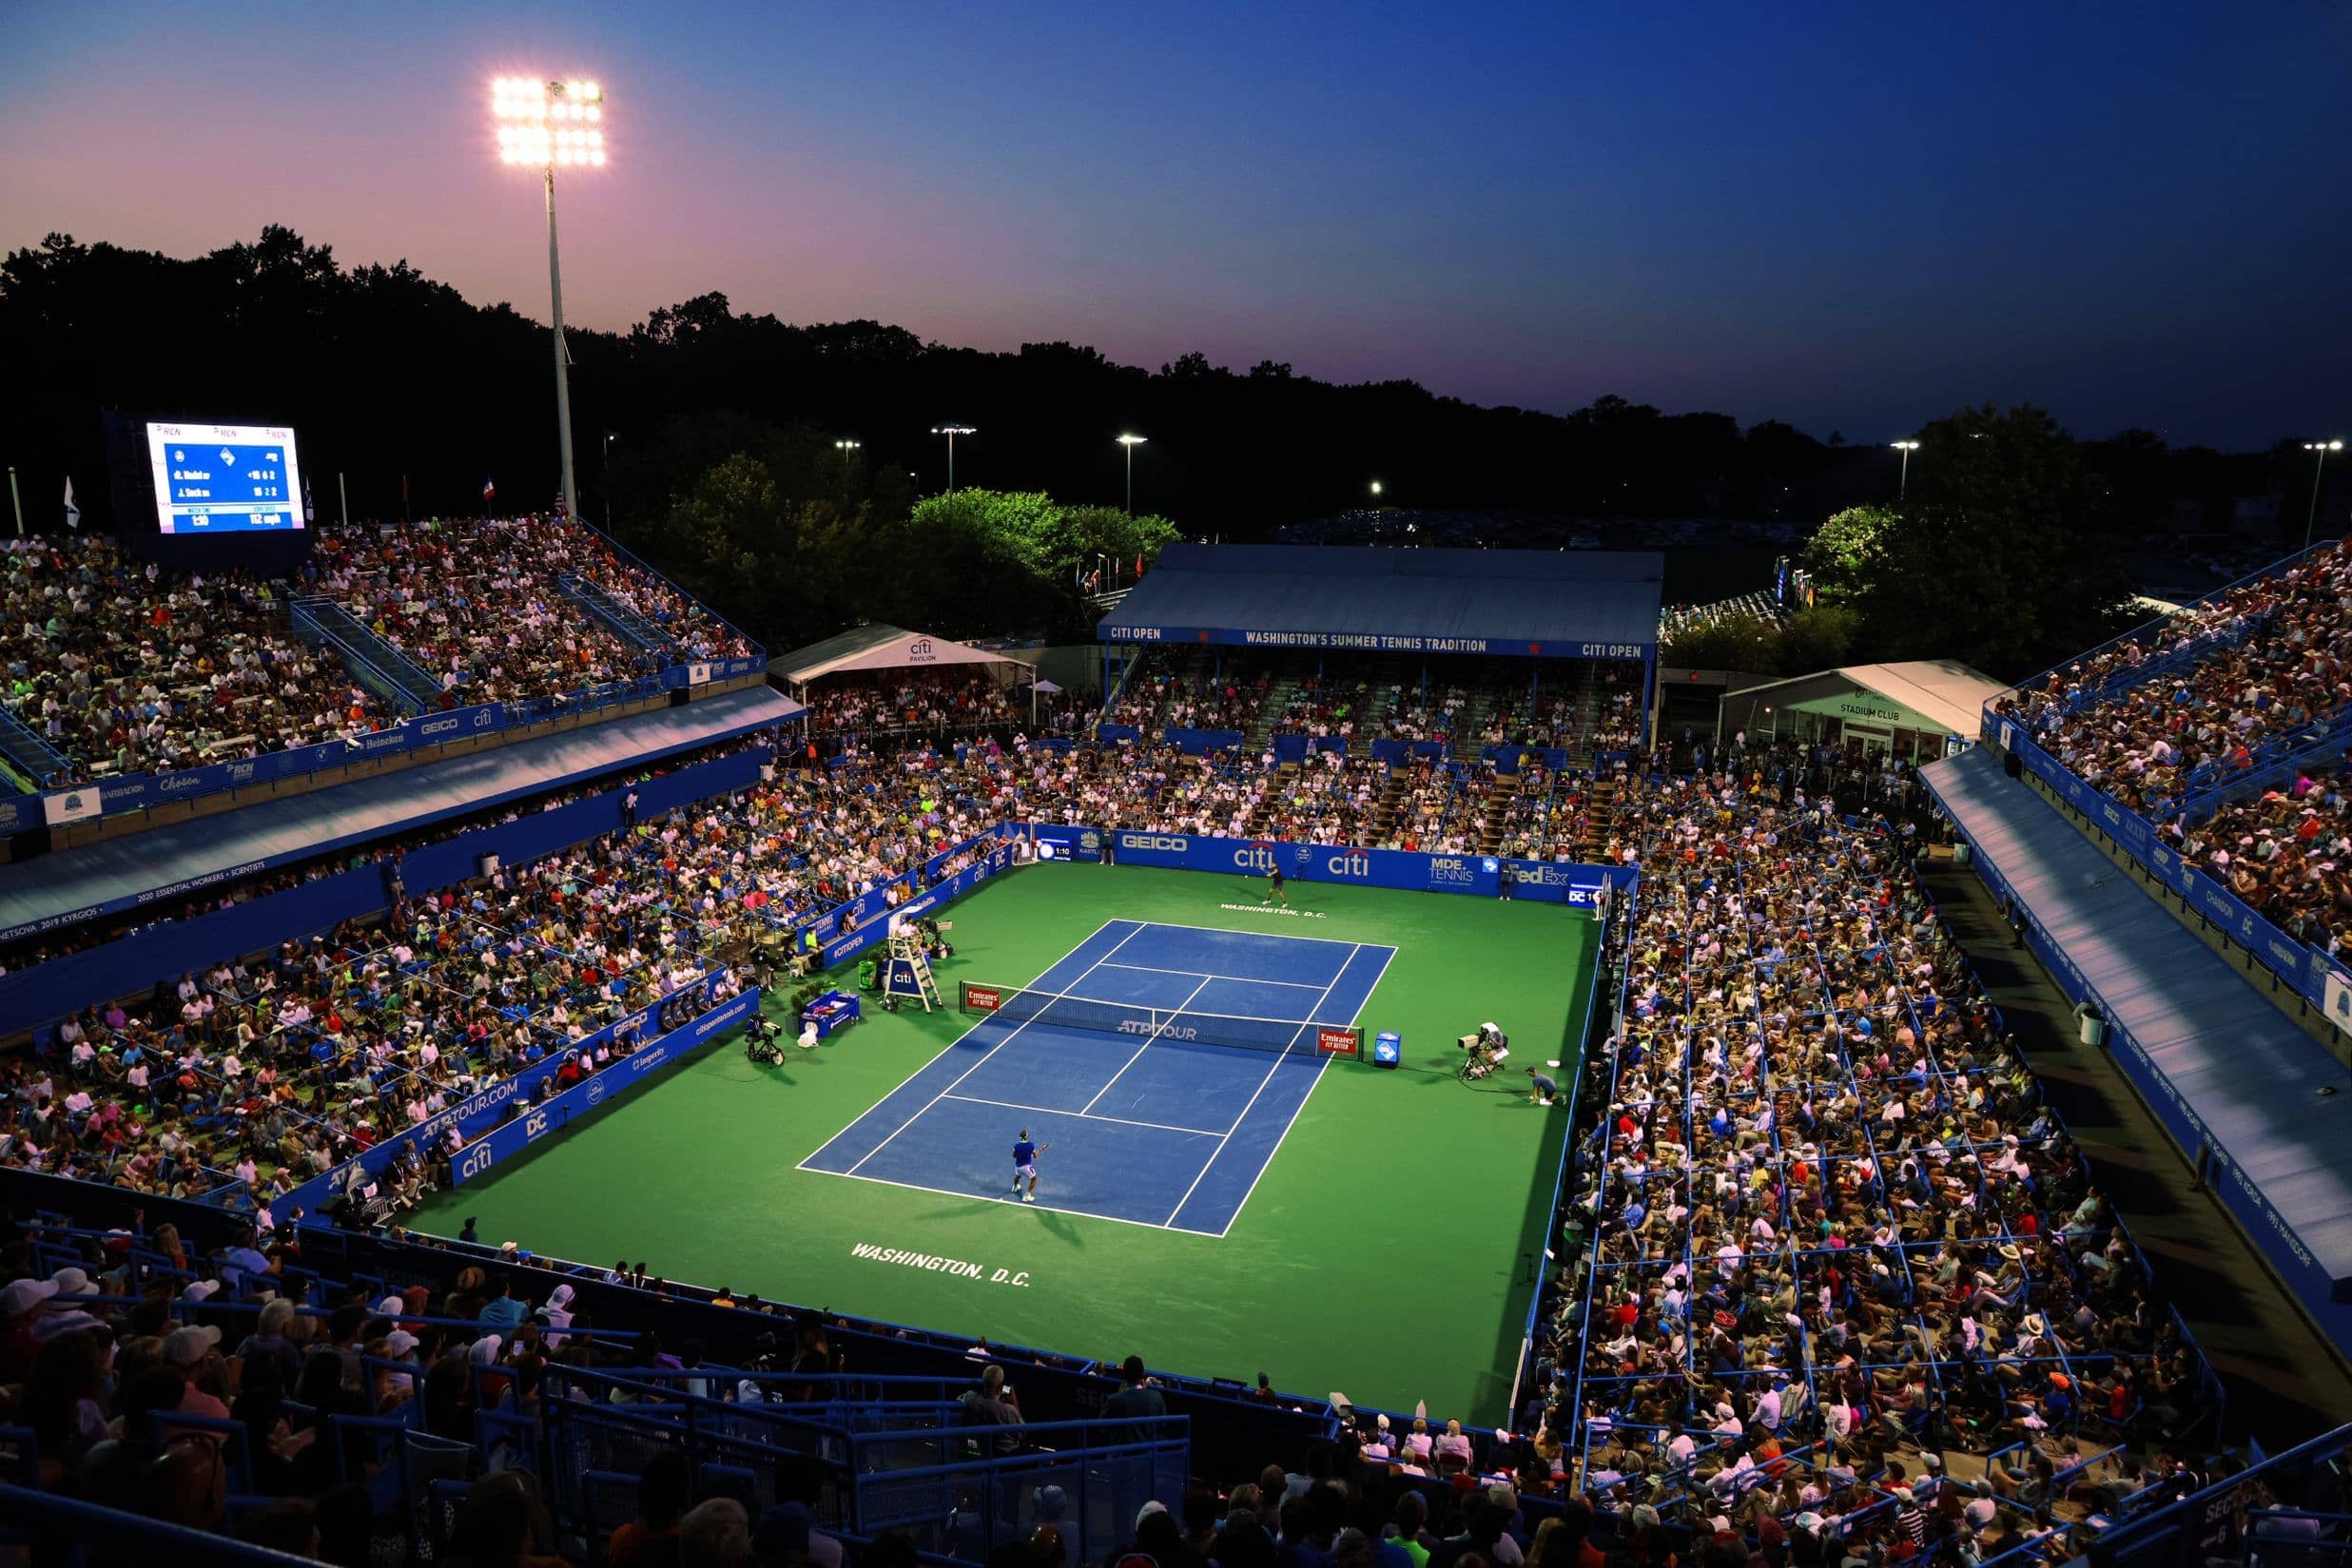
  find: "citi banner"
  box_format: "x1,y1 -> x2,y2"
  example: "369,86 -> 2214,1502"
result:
453,989 -> 759,1185
1094,826 -> 1627,904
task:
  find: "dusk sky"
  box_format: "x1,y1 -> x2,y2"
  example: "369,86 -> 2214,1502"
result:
3,2 -> 2346,450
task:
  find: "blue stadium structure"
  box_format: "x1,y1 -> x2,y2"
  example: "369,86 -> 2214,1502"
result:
4,526 -> 2349,1568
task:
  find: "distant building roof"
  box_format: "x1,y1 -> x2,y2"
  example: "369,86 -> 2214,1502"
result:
1721,659 -> 2005,739
1097,544 -> 1663,658
769,624 -> 1024,685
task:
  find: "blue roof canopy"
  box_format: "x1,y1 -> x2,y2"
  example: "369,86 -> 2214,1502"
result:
1097,544 -> 1662,659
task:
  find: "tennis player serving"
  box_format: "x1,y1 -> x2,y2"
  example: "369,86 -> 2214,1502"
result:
1261,861 -> 1288,907
1011,1129 -> 1051,1203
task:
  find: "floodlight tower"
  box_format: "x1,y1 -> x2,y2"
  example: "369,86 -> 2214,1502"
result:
493,75 -> 607,522
1116,434 -> 1147,513
932,426 -> 977,493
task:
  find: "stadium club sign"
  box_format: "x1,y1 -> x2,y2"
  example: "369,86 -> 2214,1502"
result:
1109,627 -> 1652,660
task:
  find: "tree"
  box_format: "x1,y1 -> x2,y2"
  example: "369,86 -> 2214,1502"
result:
1793,405 -> 2137,678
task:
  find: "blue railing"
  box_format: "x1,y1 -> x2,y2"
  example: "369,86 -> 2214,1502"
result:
557,571 -> 672,654
0,706 -> 72,792
291,595 -> 442,711
2012,537 -> 2338,704
1985,714 -> 2351,1014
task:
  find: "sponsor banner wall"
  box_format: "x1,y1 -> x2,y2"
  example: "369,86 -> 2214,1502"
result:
0,795 -> 27,835
452,989 -> 759,1185
0,749 -> 770,1034
1084,825 -> 1631,905
273,981 -> 743,1221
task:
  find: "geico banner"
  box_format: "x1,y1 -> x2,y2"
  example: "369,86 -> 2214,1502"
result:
453,989 -> 760,1186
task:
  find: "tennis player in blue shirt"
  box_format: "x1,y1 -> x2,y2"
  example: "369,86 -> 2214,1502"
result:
1011,1130 -> 1051,1203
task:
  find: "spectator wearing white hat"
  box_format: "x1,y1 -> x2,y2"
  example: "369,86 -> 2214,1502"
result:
34,1268 -> 107,1343
162,1324 -> 234,1427
1,1275 -> 61,1380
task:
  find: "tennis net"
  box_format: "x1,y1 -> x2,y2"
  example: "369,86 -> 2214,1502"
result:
959,980 -> 1362,1057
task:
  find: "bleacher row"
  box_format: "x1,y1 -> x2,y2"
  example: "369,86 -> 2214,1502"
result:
6,530 -> 2351,1567
1992,537 -> 2352,963
1098,650 -> 1645,765
1541,741 -> 2234,1568
0,518 -> 753,792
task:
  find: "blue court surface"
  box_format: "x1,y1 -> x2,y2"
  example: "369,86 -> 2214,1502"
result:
799,920 -> 1396,1236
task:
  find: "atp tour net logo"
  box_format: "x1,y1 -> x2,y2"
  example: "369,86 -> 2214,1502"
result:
1118,1018 -> 1198,1040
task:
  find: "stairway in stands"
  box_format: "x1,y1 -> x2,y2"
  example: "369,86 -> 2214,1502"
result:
1247,668 -> 1302,751
1577,770 -> 1620,860
1474,769 -> 1521,853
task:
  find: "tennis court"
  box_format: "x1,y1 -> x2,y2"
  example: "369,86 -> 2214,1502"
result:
408,864 -> 1595,1420
800,920 -> 1396,1234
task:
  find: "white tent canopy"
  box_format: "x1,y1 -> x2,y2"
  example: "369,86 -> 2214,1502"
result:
768,624 -> 1025,686
1720,659 -> 2005,745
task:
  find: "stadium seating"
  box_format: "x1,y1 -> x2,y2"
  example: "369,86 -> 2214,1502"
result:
316,514 -> 754,710
0,533 -> 398,785
3,597 -> 2294,1568
1536,738 -> 2225,1558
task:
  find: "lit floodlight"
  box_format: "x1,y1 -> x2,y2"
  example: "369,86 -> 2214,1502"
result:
487,74 -> 612,524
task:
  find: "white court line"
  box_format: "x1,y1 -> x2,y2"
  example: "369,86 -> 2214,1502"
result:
840,920 -> 1155,1176
1079,973 -> 1215,1116
1092,960 -> 1330,994
813,1166 -> 1223,1238
941,1093 -> 1228,1139
1208,942 -> 1401,1238
1162,941 -> 1360,1227
797,918 -> 1128,1174
1128,916 -> 1362,963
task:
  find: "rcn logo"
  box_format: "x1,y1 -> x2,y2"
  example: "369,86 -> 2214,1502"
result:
1324,851 -> 1370,878
1122,834 -> 1189,852
458,1144 -> 496,1180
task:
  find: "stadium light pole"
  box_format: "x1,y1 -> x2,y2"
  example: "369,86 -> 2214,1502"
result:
602,429 -> 617,529
1890,439 -> 1920,501
493,75 -> 607,523
2304,440 -> 2344,549
834,439 -> 862,453
1117,434 -> 1147,513
931,426 -> 976,493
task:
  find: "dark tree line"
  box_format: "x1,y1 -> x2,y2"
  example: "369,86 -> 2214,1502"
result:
0,227 -> 2323,671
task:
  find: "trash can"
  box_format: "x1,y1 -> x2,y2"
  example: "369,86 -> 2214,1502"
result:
1952,842 -> 1973,865
2072,1000 -> 2108,1047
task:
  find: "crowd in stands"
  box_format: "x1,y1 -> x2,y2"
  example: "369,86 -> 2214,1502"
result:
0,534 -> 395,784
2164,756 -> 2352,951
799,669 -> 1072,741
1267,676 -> 1376,746
1997,540 -> 2351,819
312,514 -> 751,707
1989,540 -> 2352,952
1521,735 -> 2209,1556
1102,659 -> 1270,734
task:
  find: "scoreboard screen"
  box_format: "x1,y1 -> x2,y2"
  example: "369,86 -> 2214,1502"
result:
145,421 -> 307,534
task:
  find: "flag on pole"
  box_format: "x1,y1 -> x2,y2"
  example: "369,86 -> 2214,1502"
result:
1135,552 -> 1144,578
481,476 -> 496,503
63,476 -> 80,530
302,475 -> 315,524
